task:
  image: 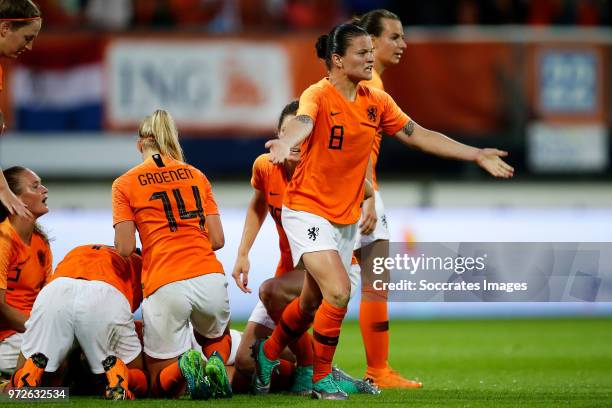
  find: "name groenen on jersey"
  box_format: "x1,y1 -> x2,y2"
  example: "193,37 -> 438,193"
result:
137,167 -> 195,186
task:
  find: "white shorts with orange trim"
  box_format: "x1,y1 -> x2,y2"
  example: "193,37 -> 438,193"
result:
21,277 -> 141,374
142,273 -> 231,360
281,206 -> 358,293
354,190 -> 390,250
0,333 -> 22,374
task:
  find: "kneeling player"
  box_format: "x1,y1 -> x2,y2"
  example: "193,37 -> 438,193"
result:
12,244 -> 147,400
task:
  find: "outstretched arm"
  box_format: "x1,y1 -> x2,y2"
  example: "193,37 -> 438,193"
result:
394,120 -> 514,178
232,189 -> 268,293
265,115 -> 314,164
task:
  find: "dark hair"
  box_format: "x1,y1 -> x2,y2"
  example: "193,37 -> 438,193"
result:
277,100 -> 299,132
0,0 -> 41,30
0,166 -> 49,244
315,23 -> 369,70
352,9 -> 400,37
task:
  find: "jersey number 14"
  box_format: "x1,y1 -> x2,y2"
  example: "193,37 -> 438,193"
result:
149,186 -> 206,232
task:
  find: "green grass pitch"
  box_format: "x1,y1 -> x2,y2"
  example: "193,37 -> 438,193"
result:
5,318 -> 612,407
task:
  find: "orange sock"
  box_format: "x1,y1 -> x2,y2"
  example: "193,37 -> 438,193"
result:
270,359 -> 295,392
201,331 -> 232,363
264,297 -> 313,360
312,300 -> 347,383
359,298 -> 389,370
154,362 -> 183,397
289,332 -> 313,367
128,368 -> 148,398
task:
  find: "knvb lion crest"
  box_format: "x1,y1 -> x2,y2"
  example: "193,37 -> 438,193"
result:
367,106 -> 377,122
307,227 -> 319,241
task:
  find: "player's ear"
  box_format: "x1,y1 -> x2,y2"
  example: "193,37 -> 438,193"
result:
136,138 -> 143,153
332,53 -> 343,69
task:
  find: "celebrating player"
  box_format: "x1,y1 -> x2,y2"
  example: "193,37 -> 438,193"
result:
12,245 -> 148,400
112,109 -> 232,399
232,101 -> 377,396
254,22 -> 513,400
0,166 -> 51,376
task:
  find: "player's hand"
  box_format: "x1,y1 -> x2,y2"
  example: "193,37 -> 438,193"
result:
0,187 -> 32,219
475,148 -> 514,178
360,196 -> 377,235
265,139 -> 291,164
232,255 -> 252,294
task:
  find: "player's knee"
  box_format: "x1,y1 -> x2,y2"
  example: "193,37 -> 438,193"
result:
259,278 -> 275,304
259,278 -> 288,313
326,284 -> 350,308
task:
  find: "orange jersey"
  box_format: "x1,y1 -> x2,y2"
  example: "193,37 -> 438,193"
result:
0,219 -> 52,341
52,245 -> 143,312
251,154 -> 293,276
0,63 -> 3,92
112,154 -> 223,297
285,78 -> 409,224
362,69 -> 385,190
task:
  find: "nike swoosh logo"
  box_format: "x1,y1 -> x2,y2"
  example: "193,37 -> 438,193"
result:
269,192 -> 280,196
331,111 -> 341,116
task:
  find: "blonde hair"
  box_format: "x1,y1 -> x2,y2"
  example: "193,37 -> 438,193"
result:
138,109 -> 185,162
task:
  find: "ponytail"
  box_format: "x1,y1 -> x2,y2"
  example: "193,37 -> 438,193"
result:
138,109 -> 185,162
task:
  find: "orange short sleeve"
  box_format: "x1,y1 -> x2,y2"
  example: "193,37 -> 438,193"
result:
0,221 -> 13,290
378,90 -> 410,136
112,177 -> 134,226
297,84 -> 321,121
200,173 -> 219,215
250,154 -> 269,191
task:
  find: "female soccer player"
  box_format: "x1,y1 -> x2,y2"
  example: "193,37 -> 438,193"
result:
13,244 -> 148,400
112,110 -> 232,399
231,101 -> 310,393
232,100 -> 377,396
255,22 -> 513,400
351,8 -> 418,389
0,0 -> 42,218
0,166 -> 51,375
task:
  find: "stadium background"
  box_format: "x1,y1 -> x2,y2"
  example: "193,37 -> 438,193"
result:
1,0 -> 611,321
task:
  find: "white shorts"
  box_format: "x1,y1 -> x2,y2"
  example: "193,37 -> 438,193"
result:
191,329 -> 241,366
0,333 -> 23,374
354,190 -> 390,250
21,277 -> 141,374
247,300 -> 276,331
142,273 -> 231,360
282,206 -> 357,275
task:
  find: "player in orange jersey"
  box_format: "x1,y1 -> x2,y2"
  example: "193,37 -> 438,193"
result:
232,101 -> 377,396
0,166 -> 50,376
11,245 -> 148,400
350,8 -> 420,389
231,101 -> 308,393
255,22 -> 513,400
113,109 -> 232,400
0,0 -> 42,219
